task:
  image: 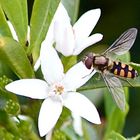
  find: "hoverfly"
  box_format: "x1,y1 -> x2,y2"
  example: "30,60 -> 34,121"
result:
83,28 -> 138,111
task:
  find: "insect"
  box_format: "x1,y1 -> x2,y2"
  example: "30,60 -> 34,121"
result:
83,28 -> 138,111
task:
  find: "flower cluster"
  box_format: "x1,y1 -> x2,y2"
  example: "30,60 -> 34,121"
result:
5,2 -> 102,137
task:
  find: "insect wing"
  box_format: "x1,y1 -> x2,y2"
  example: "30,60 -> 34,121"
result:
104,28 -> 137,57
102,73 -> 126,111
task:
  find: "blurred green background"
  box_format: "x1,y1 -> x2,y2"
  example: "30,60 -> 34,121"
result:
26,0 -> 140,138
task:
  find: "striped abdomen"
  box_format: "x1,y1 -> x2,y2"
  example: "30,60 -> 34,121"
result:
110,61 -> 138,78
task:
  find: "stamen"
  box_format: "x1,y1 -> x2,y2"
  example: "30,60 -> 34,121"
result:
53,84 -> 64,95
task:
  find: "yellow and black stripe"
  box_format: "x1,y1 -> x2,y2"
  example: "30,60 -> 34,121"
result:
110,61 -> 138,78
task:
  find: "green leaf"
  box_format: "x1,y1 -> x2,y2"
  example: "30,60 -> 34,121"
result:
61,55 -> 77,72
129,62 -> 140,73
17,118 -> 41,140
0,76 -> 20,116
0,60 -> 17,79
62,0 -> 80,24
0,127 -> 15,140
106,131 -> 126,140
79,73 -> 140,90
103,88 -> 129,140
0,6 -> 12,37
0,0 -> 28,46
0,37 -> 35,78
127,134 -> 140,140
52,129 -> 70,140
28,0 -> 60,63
0,110 -> 20,137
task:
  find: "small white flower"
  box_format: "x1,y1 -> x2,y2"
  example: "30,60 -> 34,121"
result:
54,4 -> 102,56
6,44 -> 100,137
34,3 -> 103,70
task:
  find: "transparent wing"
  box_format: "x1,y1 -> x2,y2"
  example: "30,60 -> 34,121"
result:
102,73 -> 126,111
103,28 -> 137,57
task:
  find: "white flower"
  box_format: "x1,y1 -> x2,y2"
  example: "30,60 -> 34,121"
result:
5,44 -> 100,137
34,3 -> 103,70
53,3 -> 102,56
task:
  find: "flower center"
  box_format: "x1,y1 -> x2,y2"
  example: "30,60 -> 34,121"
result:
53,83 -> 64,95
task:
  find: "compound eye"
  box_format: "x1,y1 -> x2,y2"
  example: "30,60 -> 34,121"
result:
84,57 -> 93,69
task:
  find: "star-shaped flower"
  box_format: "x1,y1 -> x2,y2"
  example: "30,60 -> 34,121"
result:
6,43 -> 100,137
34,3 -> 103,70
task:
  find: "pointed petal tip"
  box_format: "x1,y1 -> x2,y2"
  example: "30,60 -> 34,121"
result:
92,33 -> 103,42
96,8 -> 101,14
5,84 -> 10,91
39,128 -> 49,137
38,98 -> 63,137
88,8 -> 101,18
96,33 -> 103,40
95,117 -> 101,124
39,130 -> 46,137
63,92 -> 101,125
88,111 -> 101,125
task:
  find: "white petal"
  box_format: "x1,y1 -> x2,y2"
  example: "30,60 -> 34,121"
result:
54,3 -> 70,22
5,79 -> 48,99
27,26 -> 30,44
62,61 -> 96,91
73,33 -> 103,55
63,92 -> 101,124
40,44 -> 64,84
54,21 -> 75,56
73,9 -> 101,41
34,56 -> 41,71
72,113 -> 83,136
40,3 -> 68,53
38,97 -> 63,137
7,21 -> 18,41
53,3 -> 75,56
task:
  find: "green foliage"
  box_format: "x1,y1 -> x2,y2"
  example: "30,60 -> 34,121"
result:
0,0 -> 139,139
103,88 -> 129,140
107,131 -> 126,140
4,99 -> 20,116
0,37 -> 34,78
0,76 -> 20,116
0,0 -> 28,46
53,129 -> 70,140
127,134 -> 140,140
106,131 -> 140,140
0,6 -> 12,37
